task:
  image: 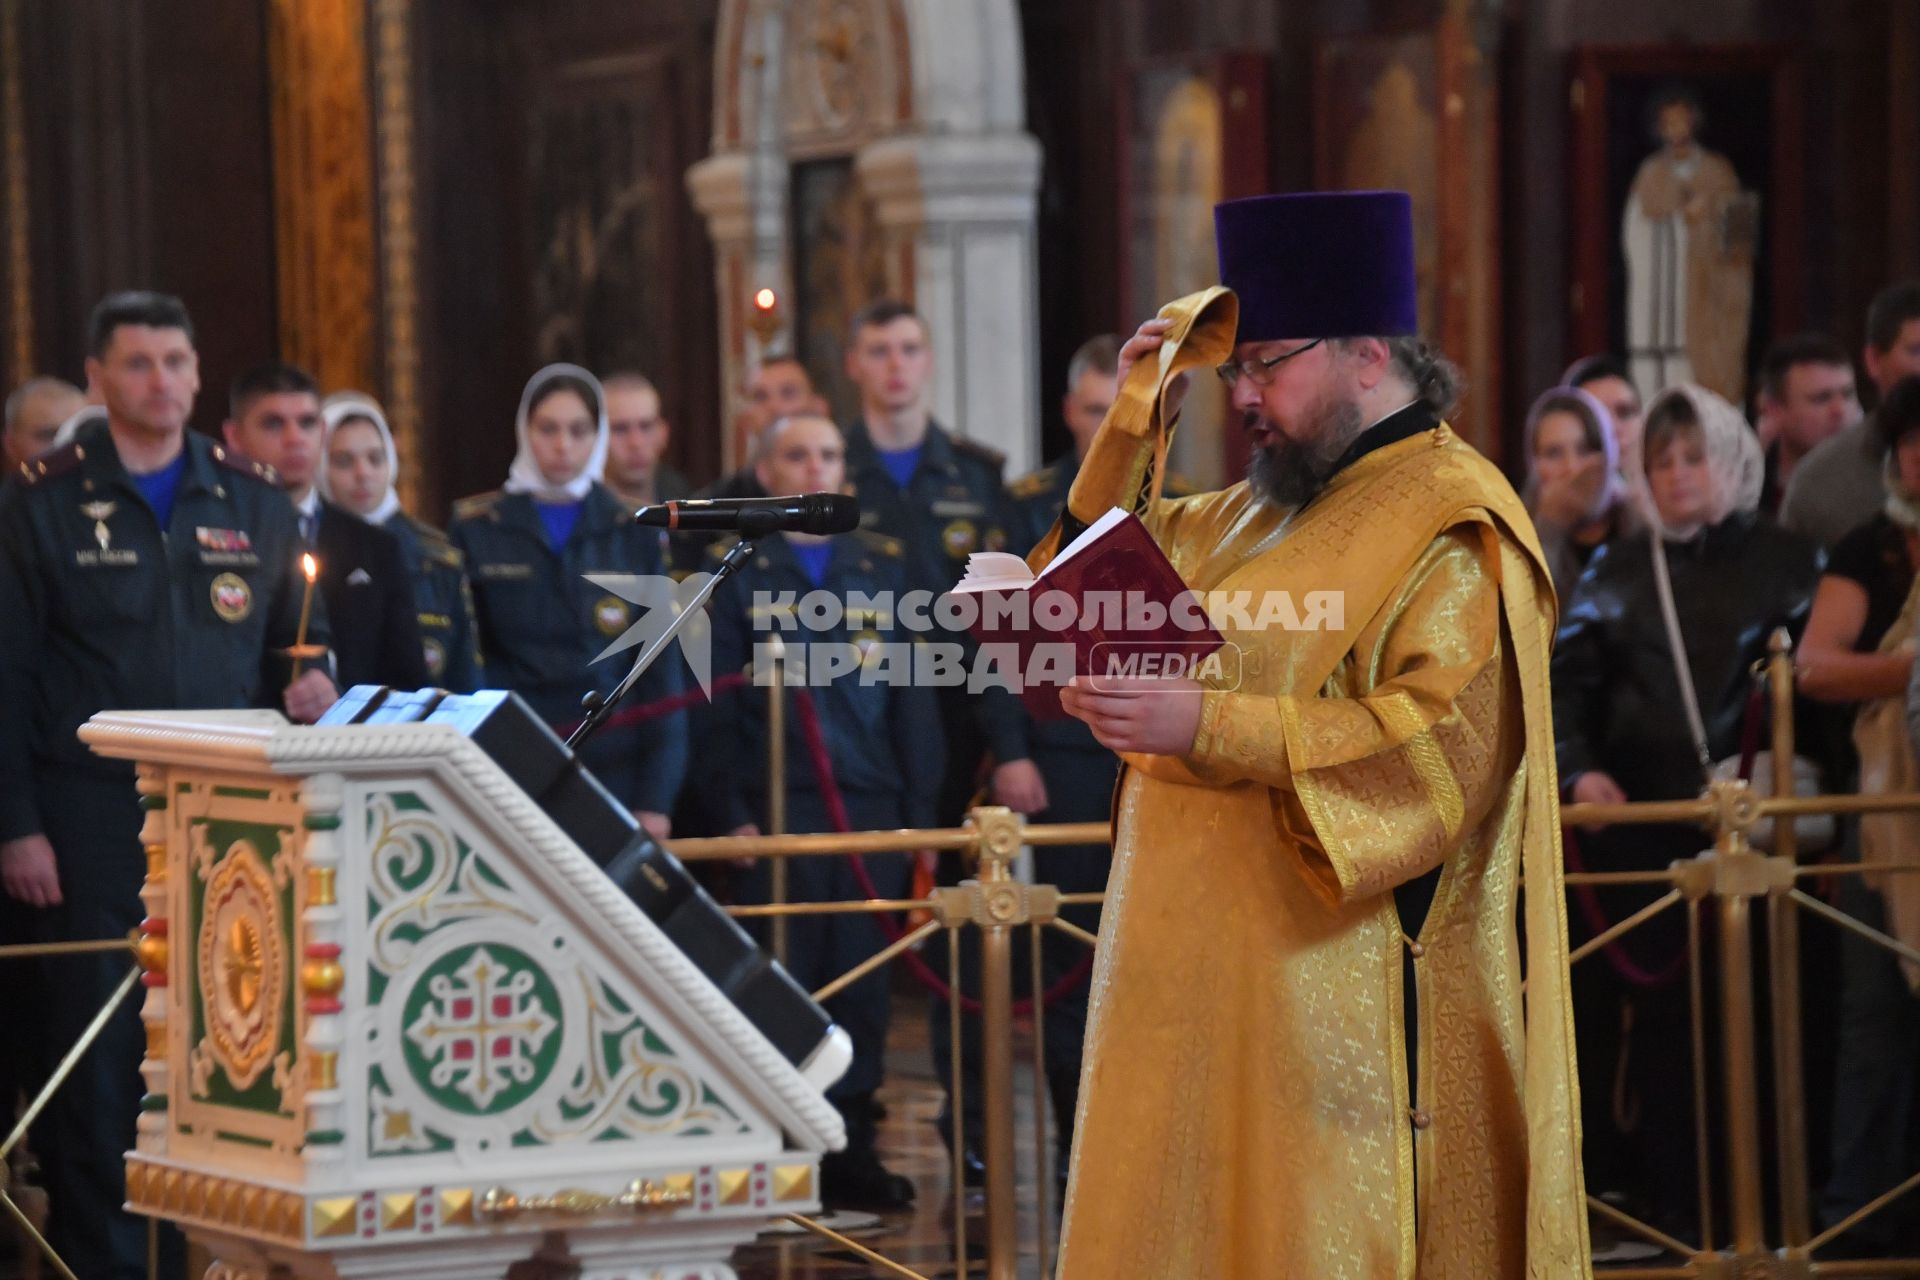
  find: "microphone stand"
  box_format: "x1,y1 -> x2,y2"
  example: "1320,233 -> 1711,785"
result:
565,535 -> 760,753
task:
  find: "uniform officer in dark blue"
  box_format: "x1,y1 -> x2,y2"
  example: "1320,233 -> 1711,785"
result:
990,334 -> 1140,1188
838,301 -> 1036,1176
701,413 -> 941,1210
321,392 -> 485,691
449,364 -> 687,841
0,292 -> 338,1279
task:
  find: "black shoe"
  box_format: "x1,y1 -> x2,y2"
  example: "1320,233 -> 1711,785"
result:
821,1146 -> 917,1211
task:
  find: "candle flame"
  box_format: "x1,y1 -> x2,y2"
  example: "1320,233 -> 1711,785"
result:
301,552 -> 317,582
753,287 -> 777,312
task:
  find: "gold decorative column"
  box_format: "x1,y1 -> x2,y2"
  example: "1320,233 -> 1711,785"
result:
370,0 -> 424,513
1,0 -> 32,384
267,0 -> 378,398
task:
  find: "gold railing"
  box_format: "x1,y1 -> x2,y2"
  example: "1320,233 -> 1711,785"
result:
10,627 -> 1920,1278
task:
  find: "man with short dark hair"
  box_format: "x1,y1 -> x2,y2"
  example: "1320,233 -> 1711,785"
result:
1783,281 -> 1920,546
693,356 -> 828,510
602,371 -> 688,506
837,299 -> 1023,1176
1755,333 -> 1861,512
224,361 -> 427,690
3,376 -> 85,468
0,292 -> 337,1278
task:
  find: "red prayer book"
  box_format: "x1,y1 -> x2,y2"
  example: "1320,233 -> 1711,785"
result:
946,507 -> 1226,719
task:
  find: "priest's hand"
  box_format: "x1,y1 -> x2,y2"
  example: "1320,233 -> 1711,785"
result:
1060,675 -> 1205,756
1114,317 -> 1174,387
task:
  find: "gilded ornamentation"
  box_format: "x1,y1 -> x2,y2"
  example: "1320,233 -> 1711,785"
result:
311,1196 -> 356,1238
1,0 -> 32,382
439,1186 -> 476,1225
197,841 -> 286,1090
380,1190 -> 417,1229
781,0 -> 905,154
771,1163 -> 814,1202
371,0 -> 423,514
715,1168 -> 751,1206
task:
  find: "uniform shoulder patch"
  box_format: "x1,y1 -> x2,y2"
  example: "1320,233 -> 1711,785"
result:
950,434 -> 1007,474
404,513 -> 462,562
450,490 -> 504,523
851,528 -> 904,557
419,532 -> 465,569
1006,469 -> 1053,500
14,440 -> 84,486
209,443 -> 279,486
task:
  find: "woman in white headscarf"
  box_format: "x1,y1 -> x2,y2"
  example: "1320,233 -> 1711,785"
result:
319,392 -> 483,691
1550,382 -> 1823,1236
1521,384 -> 1639,602
447,364 -> 686,841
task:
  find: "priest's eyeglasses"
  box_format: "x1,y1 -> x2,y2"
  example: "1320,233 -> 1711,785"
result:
1214,338 -> 1326,387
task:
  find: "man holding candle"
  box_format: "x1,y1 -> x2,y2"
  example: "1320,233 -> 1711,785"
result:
0,292 -> 337,1279
223,361 -> 428,692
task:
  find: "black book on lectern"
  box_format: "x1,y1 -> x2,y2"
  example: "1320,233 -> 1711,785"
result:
318,685 -> 839,1075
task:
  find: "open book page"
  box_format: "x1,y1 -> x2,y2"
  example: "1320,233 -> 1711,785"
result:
1042,506 -> 1131,575
949,551 -> 1035,594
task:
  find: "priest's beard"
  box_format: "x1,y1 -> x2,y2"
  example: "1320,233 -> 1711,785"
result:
1246,394 -> 1367,509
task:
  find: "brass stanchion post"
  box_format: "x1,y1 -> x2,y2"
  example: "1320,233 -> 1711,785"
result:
1709,786 -> 1768,1257
970,806 -> 1023,1280
1763,627 -> 1813,1246
766,633 -> 788,966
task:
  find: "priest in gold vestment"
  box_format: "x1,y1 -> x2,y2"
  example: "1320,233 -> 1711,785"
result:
1043,192 -> 1590,1278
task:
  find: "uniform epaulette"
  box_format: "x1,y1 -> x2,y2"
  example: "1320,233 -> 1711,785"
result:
209,443 -> 279,486
403,513 -> 462,563
14,440 -> 84,486
851,528 -> 905,557
951,434 -> 1007,473
451,490 -> 504,522
1007,469 -> 1053,500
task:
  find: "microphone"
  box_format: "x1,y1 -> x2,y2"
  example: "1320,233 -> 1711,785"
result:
633,493 -> 861,537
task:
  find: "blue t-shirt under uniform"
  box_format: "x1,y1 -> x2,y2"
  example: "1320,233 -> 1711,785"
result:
790,540 -> 833,587
877,444 -> 922,490
130,452 -> 189,530
537,499 -> 585,550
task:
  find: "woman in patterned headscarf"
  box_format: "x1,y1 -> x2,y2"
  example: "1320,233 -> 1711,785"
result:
1550,382 -> 1822,1236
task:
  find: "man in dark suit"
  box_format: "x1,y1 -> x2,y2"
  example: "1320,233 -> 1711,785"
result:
223,362 -> 428,690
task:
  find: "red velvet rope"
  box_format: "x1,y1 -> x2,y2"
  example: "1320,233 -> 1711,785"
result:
558,672 -> 1096,1014
1560,827 -> 1687,987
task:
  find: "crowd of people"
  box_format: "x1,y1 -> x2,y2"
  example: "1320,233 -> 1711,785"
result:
5,272 -> 1920,1272
1537,279 -> 1920,1256
0,290 -> 1121,1275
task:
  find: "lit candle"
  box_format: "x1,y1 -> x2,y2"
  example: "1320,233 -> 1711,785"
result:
293,552 -> 318,675
747,287 -> 782,345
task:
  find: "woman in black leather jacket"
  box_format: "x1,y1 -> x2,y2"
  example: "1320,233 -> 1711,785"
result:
1550,382 -> 1823,1235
